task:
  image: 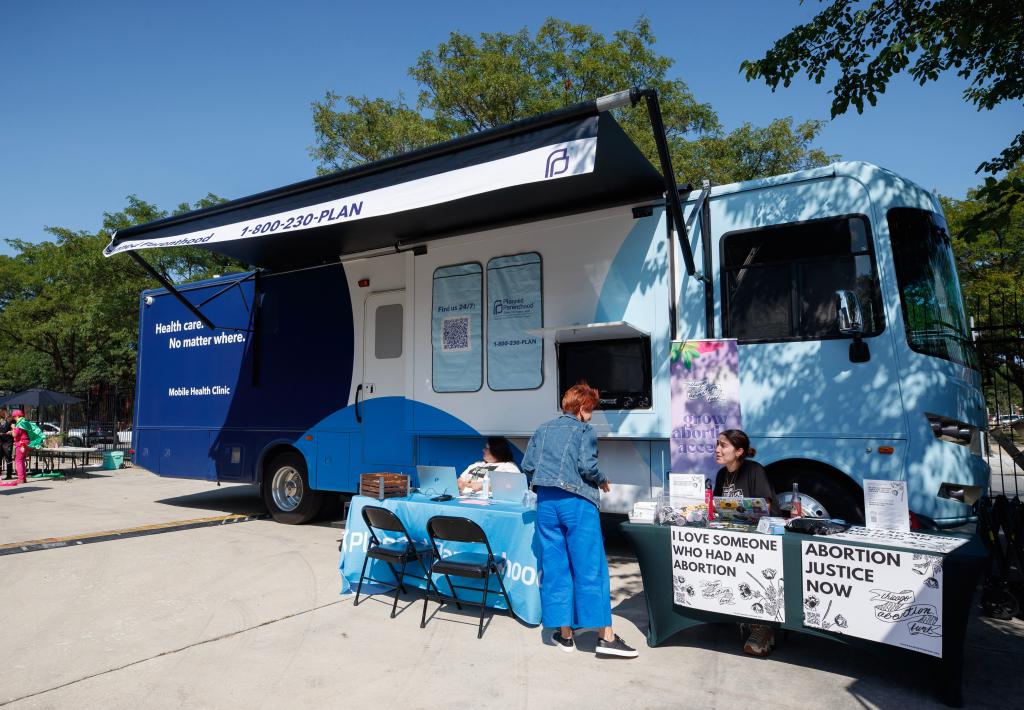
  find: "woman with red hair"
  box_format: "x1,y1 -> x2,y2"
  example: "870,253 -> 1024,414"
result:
521,383 -> 637,658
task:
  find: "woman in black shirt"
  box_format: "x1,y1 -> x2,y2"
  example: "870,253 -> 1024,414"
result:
712,429 -> 776,658
713,429 -> 773,502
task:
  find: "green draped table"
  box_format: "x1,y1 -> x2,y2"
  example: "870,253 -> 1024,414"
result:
620,522 -> 986,707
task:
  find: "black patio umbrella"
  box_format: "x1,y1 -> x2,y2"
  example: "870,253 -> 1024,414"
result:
0,388 -> 82,407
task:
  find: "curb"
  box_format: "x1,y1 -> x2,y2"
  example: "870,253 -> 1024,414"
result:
0,513 -> 269,556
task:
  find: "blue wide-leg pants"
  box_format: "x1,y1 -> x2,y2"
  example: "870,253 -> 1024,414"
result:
535,486 -> 612,629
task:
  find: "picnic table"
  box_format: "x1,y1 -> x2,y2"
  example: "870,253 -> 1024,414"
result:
28,447 -> 100,481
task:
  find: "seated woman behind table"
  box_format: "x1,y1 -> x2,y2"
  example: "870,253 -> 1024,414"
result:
459,436 -> 520,494
713,429 -> 777,659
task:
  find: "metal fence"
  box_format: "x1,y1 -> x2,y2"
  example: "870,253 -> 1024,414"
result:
969,292 -> 1024,497
32,385 -> 134,462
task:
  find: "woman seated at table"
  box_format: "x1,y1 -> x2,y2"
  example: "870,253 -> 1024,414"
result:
458,436 -> 520,495
714,429 -> 777,658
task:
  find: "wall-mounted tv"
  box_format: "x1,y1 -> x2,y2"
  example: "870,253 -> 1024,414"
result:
557,336 -> 652,410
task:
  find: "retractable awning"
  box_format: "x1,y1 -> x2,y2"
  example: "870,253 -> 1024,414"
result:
105,107 -> 666,271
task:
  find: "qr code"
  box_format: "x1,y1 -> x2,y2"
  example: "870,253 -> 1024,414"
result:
442,316 -> 471,352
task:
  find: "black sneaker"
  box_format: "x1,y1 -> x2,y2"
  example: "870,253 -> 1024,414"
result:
596,634 -> 638,658
551,629 -> 575,653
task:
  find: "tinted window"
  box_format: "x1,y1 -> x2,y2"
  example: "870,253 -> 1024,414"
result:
374,304 -> 403,359
722,215 -> 884,341
888,208 -> 976,368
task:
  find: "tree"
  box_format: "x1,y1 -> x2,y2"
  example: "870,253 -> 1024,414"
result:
311,17 -> 835,186
942,163 -> 1024,414
741,0 -> 1024,205
943,164 -> 1024,302
0,195 -> 245,394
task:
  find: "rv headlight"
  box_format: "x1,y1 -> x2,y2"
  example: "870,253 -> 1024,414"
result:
925,412 -> 976,447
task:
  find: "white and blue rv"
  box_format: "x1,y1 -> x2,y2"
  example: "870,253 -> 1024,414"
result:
108,90 -> 988,527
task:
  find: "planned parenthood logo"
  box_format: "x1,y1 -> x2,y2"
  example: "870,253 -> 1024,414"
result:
544,148 -> 569,178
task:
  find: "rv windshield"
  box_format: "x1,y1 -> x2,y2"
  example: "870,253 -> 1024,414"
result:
888,207 -> 977,369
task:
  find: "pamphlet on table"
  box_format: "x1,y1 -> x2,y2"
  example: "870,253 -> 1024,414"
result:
863,479 -> 910,532
823,526 -> 968,554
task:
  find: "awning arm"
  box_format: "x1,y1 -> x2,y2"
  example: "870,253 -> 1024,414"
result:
128,250 -> 256,333
129,251 -> 216,330
624,89 -> 700,280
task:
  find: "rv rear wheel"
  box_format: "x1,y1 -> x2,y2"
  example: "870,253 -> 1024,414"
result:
768,465 -> 865,525
263,452 -> 324,525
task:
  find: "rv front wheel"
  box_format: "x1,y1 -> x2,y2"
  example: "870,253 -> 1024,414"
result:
768,465 -> 865,525
263,452 -> 324,524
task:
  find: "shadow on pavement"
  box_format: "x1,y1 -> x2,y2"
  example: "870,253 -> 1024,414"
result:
608,582 -> 1024,708
0,486 -> 50,496
155,483 -> 267,516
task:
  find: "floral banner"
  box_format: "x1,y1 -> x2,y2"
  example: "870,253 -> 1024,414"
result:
669,339 -> 742,481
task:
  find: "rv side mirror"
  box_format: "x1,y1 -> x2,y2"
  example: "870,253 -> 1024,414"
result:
835,290 -> 864,335
835,290 -> 870,363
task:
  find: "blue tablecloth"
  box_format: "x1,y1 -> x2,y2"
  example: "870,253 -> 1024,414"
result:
339,494 -> 541,624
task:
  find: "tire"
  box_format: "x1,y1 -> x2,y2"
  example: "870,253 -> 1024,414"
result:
767,464 -> 865,524
67,436 -> 84,447
262,451 -> 324,525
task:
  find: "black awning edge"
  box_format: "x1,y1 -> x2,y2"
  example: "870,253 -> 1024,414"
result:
110,91 -> 636,246
104,88 -> 701,278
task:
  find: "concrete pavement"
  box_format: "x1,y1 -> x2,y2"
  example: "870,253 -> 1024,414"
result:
2,469 -> 1023,709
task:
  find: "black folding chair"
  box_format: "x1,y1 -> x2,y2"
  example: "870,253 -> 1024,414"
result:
420,515 -> 514,638
354,505 -> 436,618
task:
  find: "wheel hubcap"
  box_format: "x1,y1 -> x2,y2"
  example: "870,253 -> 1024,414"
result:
271,466 -> 304,512
776,491 -> 831,519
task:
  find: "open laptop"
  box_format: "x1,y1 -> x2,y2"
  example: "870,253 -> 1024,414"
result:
489,471 -> 529,503
712,496 -> 770,523
416,465 -> 459,497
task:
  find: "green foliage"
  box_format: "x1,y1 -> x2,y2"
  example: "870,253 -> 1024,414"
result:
0,195 -> 245,392
684,118 -> 839,185
741,0 -> 1024,175
944,164 -> 1024,408
311,17 -> 834,185
944,163 -> 1024,302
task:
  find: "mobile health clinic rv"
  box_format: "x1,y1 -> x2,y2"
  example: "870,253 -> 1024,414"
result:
107,88 -> 988,527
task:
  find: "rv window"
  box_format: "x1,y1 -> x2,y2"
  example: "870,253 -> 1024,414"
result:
722,215 -> 884,342
374,304 -> 403,359
431,263 -> 483,392
487,253 -> 543,390
888,208 -> 976,368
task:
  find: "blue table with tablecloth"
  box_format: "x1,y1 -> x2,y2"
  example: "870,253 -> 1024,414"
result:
339,494 -> 541,624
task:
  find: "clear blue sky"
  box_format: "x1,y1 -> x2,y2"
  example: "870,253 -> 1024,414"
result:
2,0 -> 1019,256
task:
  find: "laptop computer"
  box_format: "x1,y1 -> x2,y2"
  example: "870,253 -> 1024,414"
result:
416,465 -> 459,497
489,471 -> 529,503
712,496 -> 770,523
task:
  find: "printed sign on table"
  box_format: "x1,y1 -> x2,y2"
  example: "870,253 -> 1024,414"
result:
801,540 -> 943,657
863,479 -> 910,532
671,527 -> 785,622
670,340 -> 742,483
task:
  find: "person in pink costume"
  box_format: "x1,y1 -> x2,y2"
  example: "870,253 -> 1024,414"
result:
1,409 -> 30,487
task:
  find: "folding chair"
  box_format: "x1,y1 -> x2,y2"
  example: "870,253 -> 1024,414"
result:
354,505 -> 436,618
420,515 -> 514,638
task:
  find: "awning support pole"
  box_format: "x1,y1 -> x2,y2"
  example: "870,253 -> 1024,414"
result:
599,87 -> 707,341
127,251 -> 216,331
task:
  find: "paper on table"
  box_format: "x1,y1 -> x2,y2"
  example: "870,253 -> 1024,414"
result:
863,479 -> 910,532
458,499 -> 492,506
668,473 -> 705,505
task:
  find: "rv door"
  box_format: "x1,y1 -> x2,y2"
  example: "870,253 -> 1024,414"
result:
360,290 -> 412,464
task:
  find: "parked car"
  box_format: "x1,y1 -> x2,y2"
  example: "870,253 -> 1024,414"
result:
40,422 -> 61,437
994,414 -> 1023,428
65,423 -> 117,447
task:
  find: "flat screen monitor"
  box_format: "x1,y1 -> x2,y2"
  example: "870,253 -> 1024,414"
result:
557,336 -> 652,410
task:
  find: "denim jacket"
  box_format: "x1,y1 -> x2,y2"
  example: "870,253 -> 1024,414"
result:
520,414 -> 607,507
